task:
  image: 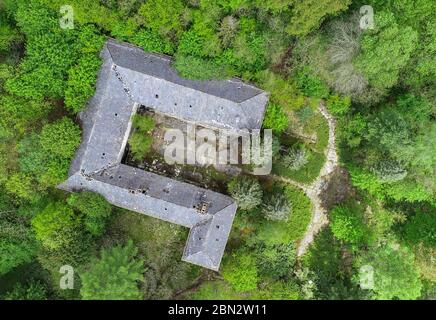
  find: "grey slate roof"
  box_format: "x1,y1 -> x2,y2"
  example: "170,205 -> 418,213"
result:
58,39 -> 268,271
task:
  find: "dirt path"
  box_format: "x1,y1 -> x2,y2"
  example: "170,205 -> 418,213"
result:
295,103 -> 338,256
270,103 -> 339,256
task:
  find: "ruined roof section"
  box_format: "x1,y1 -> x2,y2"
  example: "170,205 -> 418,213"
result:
58,39 -> 271,271
59,167 -> 236,270
106,40 -> 263,103
106,39 -> 269,131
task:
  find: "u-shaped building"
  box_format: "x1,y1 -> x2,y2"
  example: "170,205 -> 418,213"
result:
59,39 -> 268,271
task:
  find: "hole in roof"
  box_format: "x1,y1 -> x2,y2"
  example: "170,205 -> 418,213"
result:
109,176 -> 113,179
102,153 -> 106,156
115,113 -> 118,116
155,94 -> 159,99
189,105 -> 192,108
216,225 -> 220,229
198,237 -> 202,241
216,239 -> 219,242
164,208 -> 167,211
118,176 -> 122,179
174,103 -> 177,106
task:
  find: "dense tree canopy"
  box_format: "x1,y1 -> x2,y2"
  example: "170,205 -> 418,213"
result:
80,241 -> 145,300
0,0 -> 433,301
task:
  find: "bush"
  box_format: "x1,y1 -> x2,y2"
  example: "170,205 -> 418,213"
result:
39,117 -> 81,159
371,160 -> 408,183
256,243 -> 296,280
284,186 -> 312,240
403,210 -> 436,247
128,115 -> 155,161
330,202 -> 369,245
31,202 -> 82,250
282,147 -> 309,171
295,66 -> 329,98
65,55 -> 102,113
138,0 -> 185,39
228,176 -> 263,211
3,281 -> 47,300
222,252 -> 258,292
132,114 -> 155,133
263,103 -> 289,134
355,243 -> 422,300
131,29 -> 175,54
326,95 -> 351,115
174,55 -> 230,80
262,193 -> 292,222
273,150 -> 324,184
188,280 -> 244,300
67,192 -> 112,236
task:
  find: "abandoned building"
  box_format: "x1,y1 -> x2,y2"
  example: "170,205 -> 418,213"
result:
58,39 -> 269,271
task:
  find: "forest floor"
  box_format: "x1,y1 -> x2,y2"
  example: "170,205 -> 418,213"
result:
270,102 -> 339,256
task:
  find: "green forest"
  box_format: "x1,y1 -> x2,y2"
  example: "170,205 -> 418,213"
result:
0,0 -> 434,300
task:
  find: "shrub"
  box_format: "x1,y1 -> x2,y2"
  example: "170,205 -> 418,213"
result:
131,29 -> 175,54
253,280 -> 300,300
263,103 -> 289,134
282,147 -> 309,171
371,160 -> 408,183
257,186 -> 312,245
222,252 -> 258,292
228,176 -> 263,211
256,243 -> 296,280
65,55 -> 102,113
403,210 -> 436,247
262,193 -> 292,222
31,202 -> 81,250
355,243 -> 422,300
39,117 -> 81,159
173,55 -> 230,80
67,192 -> 112,236
219,16 -> 239,48
326,95 -> 351,115
330,202 -> 369,245
3,281 -> 47,300
128,115 -> 155,161
295,66 -> 329,98
5,172 -> 39,201
132,114 -> 155,133
138,0 -> 185,39
188,280 -> 243,300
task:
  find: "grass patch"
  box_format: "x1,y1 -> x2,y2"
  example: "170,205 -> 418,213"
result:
273,150 -> 325,184
256,185 -> 312,245
186,280 -> 248,300
273,109 -> 328,184
303,111 -> 329,153
128,114 -> 155,162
